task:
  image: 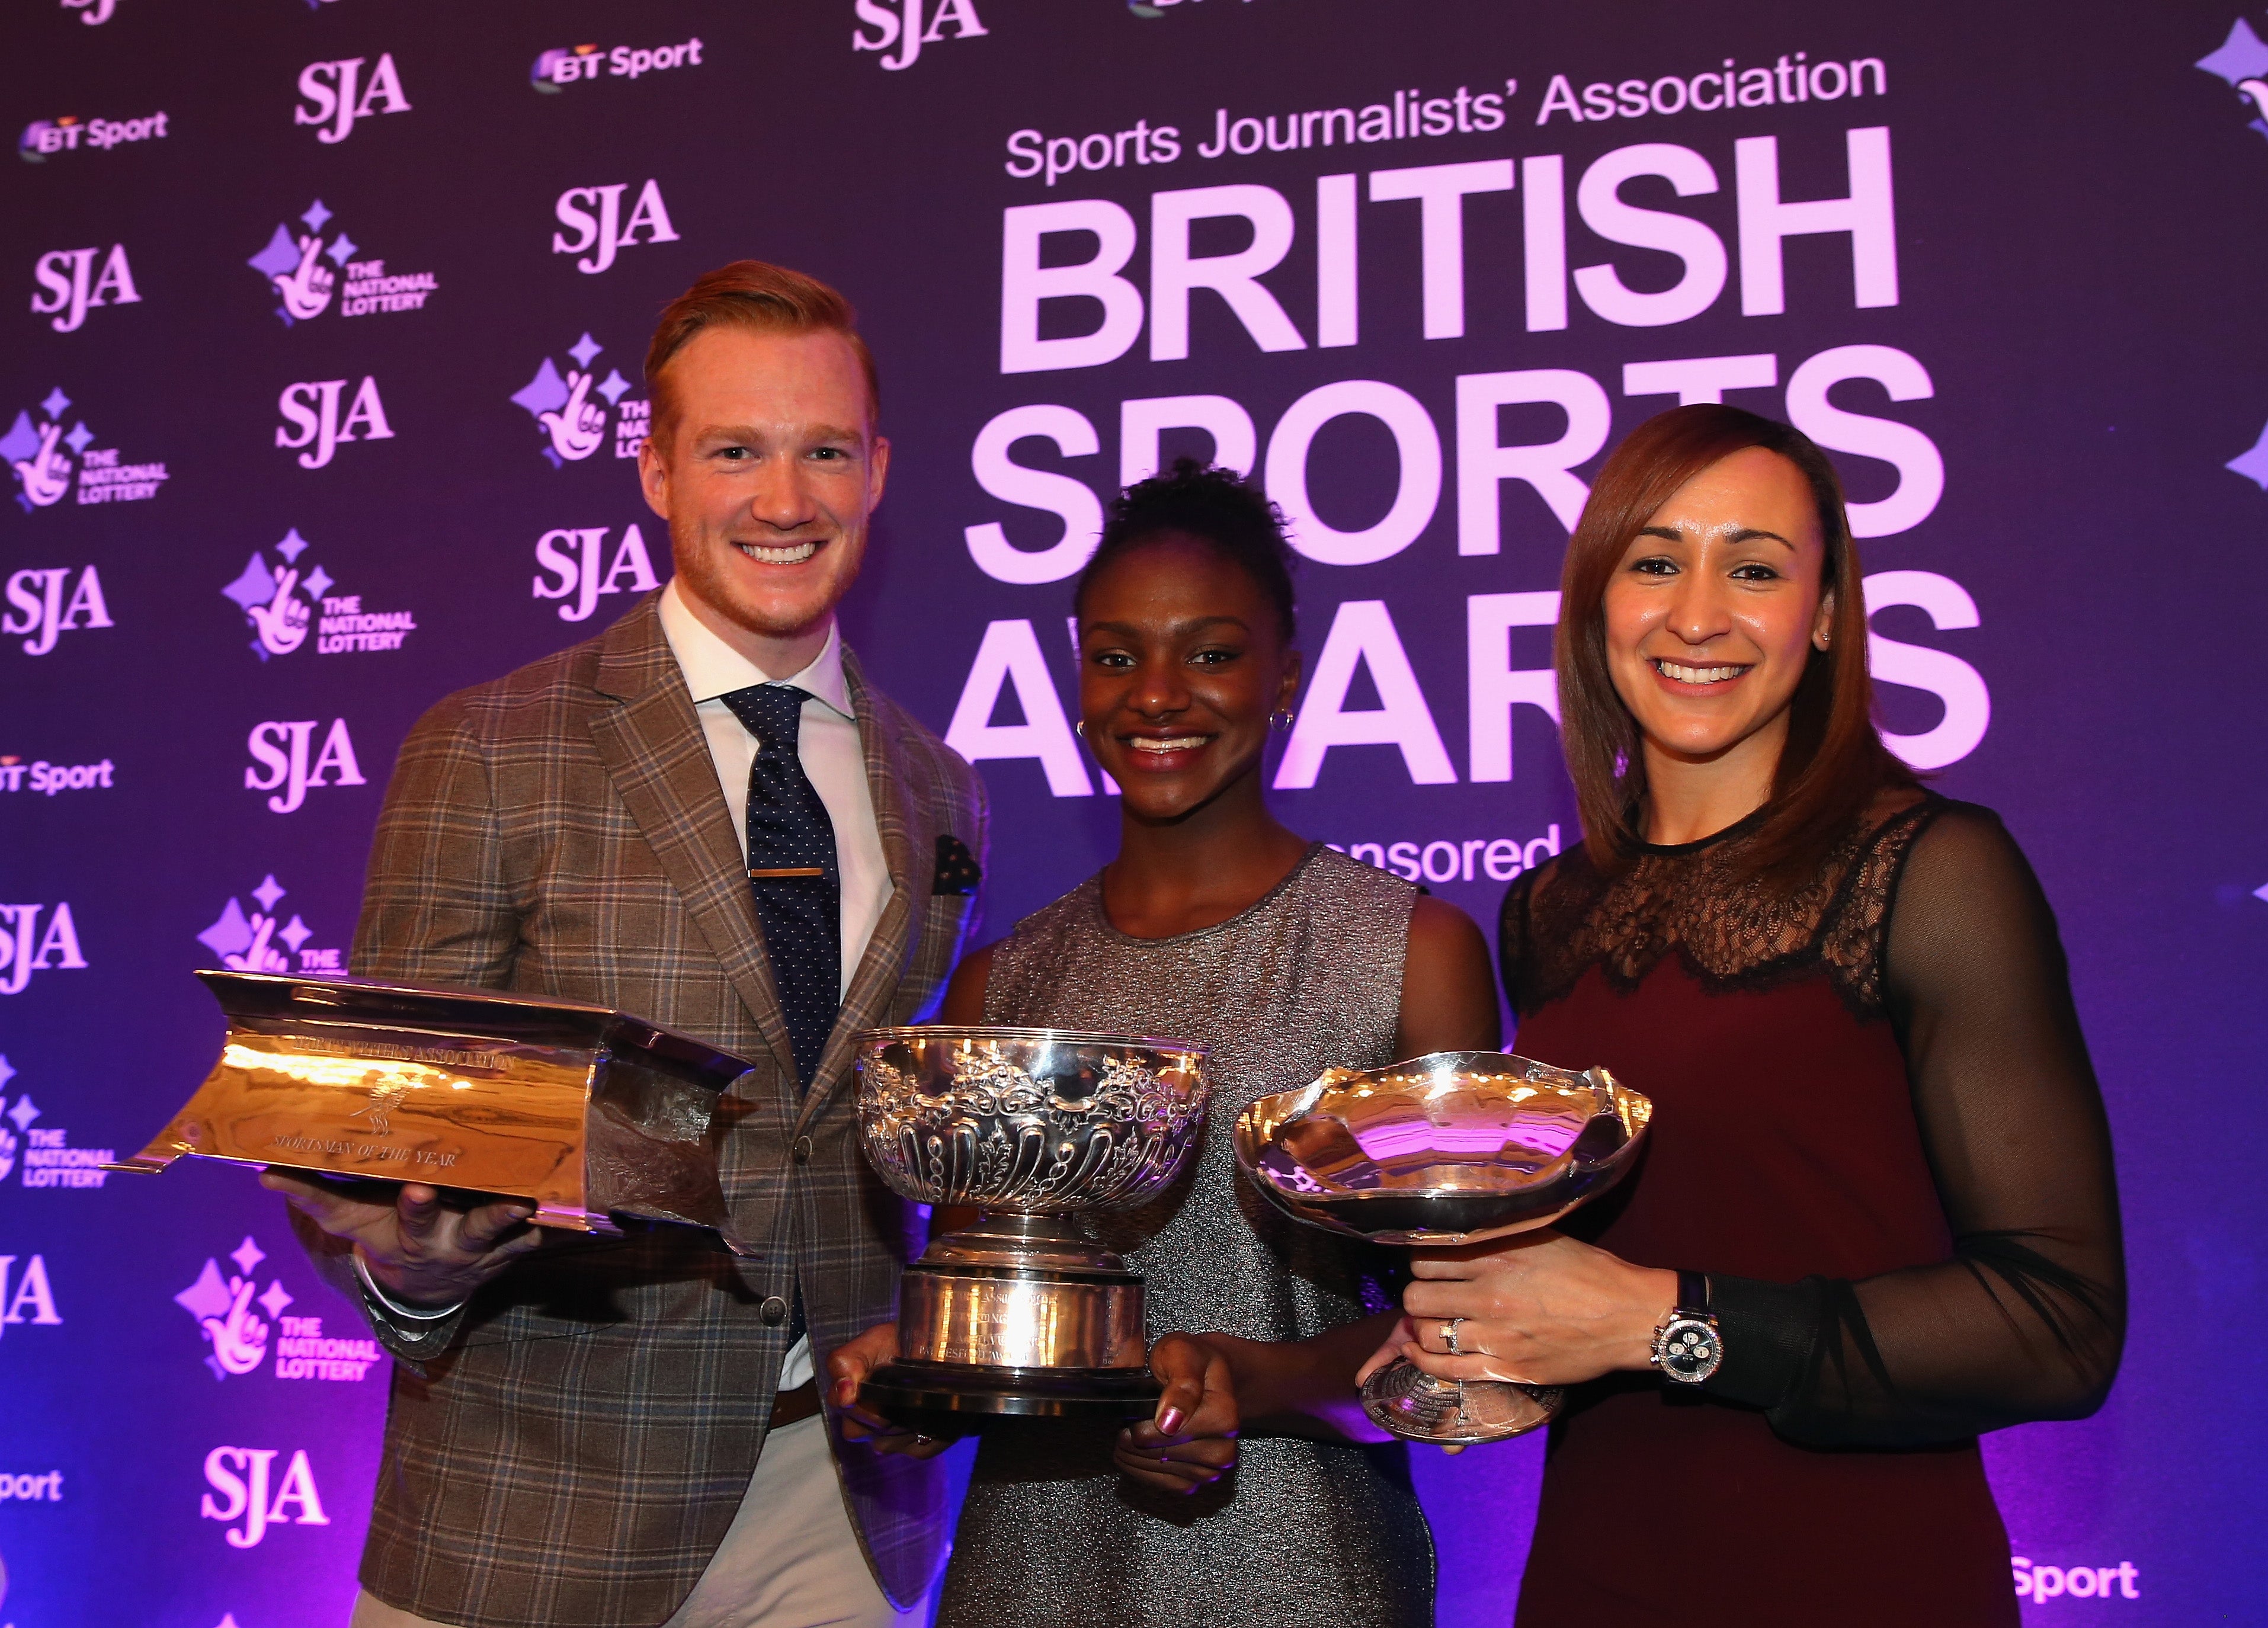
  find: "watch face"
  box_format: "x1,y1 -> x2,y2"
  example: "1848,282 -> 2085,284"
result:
1660,1317 -> 1721,1382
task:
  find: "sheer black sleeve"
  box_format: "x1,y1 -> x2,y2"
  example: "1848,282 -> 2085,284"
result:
1706,805 -> 2127,1445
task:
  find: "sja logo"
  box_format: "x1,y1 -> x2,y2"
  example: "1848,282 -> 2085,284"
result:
174,1235 -> 289,1380
533,37 -> 706,92
275,375 -> 393,470
196,873 -> 345,978
533,523 -> 662,622
30,245 -> 140,334
294,53 -> 411,145
17,111 -> 169,163
851,0 -> 988,71
220,528 -> 418,661
511,332 -> 648,467
2,387 -> 168,511
245,718 -> 367,813
201,1447 -> 330,1549
2,567 -> 113,656
551,180 -> 680,274
0,1252 -> 64,1337
246,198 -> 440,325
0,906 -> 87,996
59,0 -> 120,25
0,1061 -> 113,1190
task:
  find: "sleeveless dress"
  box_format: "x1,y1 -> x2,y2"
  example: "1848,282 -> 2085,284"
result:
934,844 -> 1436,1628
1500,794 -> 2122,1627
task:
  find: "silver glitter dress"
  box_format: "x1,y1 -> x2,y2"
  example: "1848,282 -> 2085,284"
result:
934,844 -> 1436,1628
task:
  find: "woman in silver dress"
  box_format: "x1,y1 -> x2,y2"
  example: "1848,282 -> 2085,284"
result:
922,462 -> 1497,1627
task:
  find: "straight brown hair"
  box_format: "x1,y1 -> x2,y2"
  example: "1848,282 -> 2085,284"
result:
643,259 -> 880,446
1555,404 -> 1915,884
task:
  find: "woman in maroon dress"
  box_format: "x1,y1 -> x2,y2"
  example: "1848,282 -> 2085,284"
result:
1363,405 -> 2125,1626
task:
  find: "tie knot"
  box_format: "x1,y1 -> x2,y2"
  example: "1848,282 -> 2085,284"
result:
720,683 -> 809,746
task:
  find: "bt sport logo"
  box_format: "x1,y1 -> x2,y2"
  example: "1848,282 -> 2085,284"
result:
533,37 -> 706,92
247,198 -> 440,325
2,387 -> 168,511
17,110 -> 169,163
220,528 -> 417,661
511,332 -> 648,467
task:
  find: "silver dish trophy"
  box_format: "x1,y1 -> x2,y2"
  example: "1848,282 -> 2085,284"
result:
853,1025 -> 1208,1432
1235,1051 -> 1651,1446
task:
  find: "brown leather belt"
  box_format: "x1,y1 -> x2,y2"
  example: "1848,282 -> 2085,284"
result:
768,1377 -> 821,1430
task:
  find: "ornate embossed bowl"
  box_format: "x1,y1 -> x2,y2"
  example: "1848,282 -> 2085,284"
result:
855,1025 -> 1209,1214
851,1025 -> 1209,1431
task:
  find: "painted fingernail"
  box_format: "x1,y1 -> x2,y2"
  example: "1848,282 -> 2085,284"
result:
1157,1406 -> 1184,1435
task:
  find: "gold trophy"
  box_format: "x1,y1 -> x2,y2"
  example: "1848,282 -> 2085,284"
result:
1235,1051 -> 1651,1445
107,970 -> 756,1251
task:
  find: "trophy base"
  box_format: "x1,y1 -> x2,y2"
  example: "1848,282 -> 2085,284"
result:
1359,1357 -> 1565,1445
860,1358 -> 1161,1435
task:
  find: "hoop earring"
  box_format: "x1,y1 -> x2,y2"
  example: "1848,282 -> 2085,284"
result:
1270,709 -> 1295,733
1074,719 -> 1086,739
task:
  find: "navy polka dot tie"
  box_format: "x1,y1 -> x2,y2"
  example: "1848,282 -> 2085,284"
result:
719,684 -> 841,1094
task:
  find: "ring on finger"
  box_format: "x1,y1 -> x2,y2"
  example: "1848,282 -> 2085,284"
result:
1442,1316 -> 1465,1355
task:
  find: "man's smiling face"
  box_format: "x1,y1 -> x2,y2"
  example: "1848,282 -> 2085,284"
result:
639,323 -> 888,661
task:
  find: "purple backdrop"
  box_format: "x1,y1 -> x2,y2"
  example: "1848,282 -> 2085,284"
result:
2,1 -> 2263,1622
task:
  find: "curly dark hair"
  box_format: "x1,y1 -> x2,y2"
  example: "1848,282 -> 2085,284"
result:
1072,459 -> 1298,641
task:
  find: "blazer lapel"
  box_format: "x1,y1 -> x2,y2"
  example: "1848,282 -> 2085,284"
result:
797,646 -> 924,1129
585,596 -> 799,1084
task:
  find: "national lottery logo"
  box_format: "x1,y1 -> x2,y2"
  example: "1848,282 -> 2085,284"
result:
196,872 -> 345,978
0,1058 -> 23,1182
0,1059 -> 114,1191
532,36 -> 705,92
17,110 -> 168,164
2197,19 -> 2268,134
0,387 -> 168,512
510,332 -> 648,468
174,1234 -> 380,1389
245,198 -> 440,326
172,1236 -> 290,1380
219,528 -> 417,661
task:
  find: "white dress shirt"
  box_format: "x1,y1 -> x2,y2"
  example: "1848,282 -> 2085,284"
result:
658,577 -> 892,1391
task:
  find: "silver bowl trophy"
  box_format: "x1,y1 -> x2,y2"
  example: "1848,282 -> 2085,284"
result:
1236,1051 -> 1652,1446
852,1025 -> 1208,1432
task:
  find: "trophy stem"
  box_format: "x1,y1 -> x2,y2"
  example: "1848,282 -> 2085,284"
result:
1359,1357 -> 1565,1446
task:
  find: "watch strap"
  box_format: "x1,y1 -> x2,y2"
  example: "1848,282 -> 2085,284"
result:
1676,1268 -> 1711,1319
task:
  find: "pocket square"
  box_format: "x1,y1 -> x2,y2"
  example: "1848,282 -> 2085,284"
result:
933,834 -> 982,896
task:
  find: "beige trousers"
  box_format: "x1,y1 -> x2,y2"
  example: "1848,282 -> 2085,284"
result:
348,1414 -> 921,1628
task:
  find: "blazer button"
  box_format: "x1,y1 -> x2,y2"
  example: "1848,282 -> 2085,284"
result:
792,1135 -> 814,1164
760,1296 -> 789,1325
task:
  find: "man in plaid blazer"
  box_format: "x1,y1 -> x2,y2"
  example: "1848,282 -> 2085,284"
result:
270,262 -> 986,1628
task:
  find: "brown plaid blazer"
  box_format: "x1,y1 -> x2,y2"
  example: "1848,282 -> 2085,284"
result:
321,592 -> 986,1627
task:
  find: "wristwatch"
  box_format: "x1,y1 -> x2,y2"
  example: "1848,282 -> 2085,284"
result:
1649,1269 -> 1723,1385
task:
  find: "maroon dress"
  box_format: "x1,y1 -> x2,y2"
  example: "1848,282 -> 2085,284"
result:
1498,794 -> 2123,1627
